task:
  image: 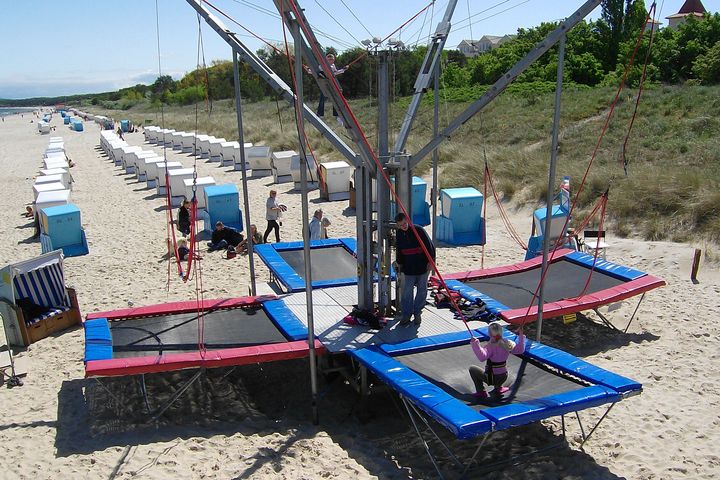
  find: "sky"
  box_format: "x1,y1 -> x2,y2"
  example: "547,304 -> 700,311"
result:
0,0 -> 697,99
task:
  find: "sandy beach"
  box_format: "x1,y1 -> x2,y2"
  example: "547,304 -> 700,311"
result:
0,111 -> 719,479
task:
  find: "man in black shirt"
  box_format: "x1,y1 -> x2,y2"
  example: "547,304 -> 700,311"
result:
208,221 -> 244,252
395,212 -> 435,326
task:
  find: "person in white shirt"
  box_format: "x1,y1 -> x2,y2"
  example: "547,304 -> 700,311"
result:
309,209 -> 323,240
263,190 -> 283,243
317,53 -> 347,125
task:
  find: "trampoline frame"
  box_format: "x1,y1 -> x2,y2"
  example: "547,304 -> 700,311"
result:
351,328 -> 641,478
84,295 -> 321,377
401,395 -> 616,479
439,249 -> 665,326
83,296 -> 324,421
255,238 -> 359,292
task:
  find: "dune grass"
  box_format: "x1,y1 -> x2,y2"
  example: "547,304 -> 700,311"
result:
92,84 -> 720,244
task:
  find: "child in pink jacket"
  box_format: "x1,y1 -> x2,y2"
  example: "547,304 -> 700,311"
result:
469,321 -> 526,399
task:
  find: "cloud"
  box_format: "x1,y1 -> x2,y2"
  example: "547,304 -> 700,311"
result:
0,70 -> 184,99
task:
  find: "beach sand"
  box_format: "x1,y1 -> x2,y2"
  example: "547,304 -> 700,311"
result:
0,112 -> 718,479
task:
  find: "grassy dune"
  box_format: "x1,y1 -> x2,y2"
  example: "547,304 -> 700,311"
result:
93,84 -> 720,244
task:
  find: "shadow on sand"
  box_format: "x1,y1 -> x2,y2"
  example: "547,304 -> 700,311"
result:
54,354 -> 628,479
519,312 -> 660,357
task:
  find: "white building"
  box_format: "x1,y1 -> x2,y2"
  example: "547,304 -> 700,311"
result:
457,35 -> 515,58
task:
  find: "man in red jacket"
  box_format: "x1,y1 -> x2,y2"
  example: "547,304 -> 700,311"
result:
395,212 -> 435,326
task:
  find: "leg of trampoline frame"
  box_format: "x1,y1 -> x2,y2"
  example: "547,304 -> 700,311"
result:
405,400 -> 463,470
147,369 -> 204,424
360,365 -> 368,397
461,432 -> 491,478
624,293 -> 646,333
93,378 -> 124,407
592,308 -> 622,332
463,432 -> 567,476
575,411 -> 587,444
578,403 -> 616,451
402,397 -> 447,480
139,374 -> 151,413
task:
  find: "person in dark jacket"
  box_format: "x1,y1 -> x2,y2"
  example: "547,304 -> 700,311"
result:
394,212 -> 435,326
177,199 -> 191,236
208,221 -> 244,251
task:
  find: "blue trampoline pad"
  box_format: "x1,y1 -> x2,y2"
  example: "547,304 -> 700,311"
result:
395,343 -> 588,411
277,245 -> 358,283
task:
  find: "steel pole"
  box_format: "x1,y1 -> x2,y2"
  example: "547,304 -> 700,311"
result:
431,61 -> 440,244
537,34 -> 566,342
377,51 -> 390,313
291,19 -> 319,425
232,51 -> 256,295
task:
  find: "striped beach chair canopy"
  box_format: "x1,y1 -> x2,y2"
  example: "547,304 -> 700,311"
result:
1,250 -> 71,326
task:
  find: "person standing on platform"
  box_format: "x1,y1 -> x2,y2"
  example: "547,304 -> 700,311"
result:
394,212 -> 435,326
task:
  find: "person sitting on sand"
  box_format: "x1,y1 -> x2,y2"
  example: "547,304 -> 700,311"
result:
177,238 -> 202,261
469,321 -> 525,400
208,221 -> 244,252
23,206 -> 33,218
177,238 -> 190,261
236,224 -> 263,255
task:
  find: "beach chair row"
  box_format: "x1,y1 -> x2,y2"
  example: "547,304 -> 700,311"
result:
32,137 -> 88,257
99,130 -> 216,208
99,130 -> 248,235
142,126 -> 352,197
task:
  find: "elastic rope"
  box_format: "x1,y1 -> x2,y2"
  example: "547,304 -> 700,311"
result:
621,2 -> 657,175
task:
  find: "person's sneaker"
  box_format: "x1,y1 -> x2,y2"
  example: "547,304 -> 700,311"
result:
396,316 -> 411,326
413,314 -> 422,326
490,386 -> 510,397
472,391 -> 489,399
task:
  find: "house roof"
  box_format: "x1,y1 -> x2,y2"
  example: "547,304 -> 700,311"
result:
666,11 -> 705,19
677,0 -> 706,14
479,35 -> 504,43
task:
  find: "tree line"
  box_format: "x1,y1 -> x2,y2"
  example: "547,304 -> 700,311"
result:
5,2 -> 718,108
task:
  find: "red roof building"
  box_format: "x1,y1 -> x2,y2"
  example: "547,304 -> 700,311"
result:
666,0 -> 707,29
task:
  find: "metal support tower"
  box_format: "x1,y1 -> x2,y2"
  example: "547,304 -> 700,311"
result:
376,51 -> 391,314
189,0 -> 604,311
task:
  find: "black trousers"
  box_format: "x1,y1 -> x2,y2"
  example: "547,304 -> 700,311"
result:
469,365 -> 507,393
263,220 -> 280,243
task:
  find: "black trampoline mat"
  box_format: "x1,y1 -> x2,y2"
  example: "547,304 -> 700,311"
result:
109,306 -> 287,358
278,246 -> 358,283
396,344 -> 585,411
466,258 -> 626,309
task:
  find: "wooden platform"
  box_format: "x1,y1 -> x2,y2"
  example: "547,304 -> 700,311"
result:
280,285 -> 469,353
